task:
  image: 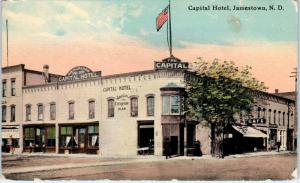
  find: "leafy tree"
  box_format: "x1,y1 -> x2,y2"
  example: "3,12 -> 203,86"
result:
185,58 -> 267,158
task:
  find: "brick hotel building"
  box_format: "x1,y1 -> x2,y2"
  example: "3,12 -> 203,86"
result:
1,58 -> 296,156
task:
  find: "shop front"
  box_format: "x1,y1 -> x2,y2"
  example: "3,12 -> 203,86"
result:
2,126 -> 20,153
23,125 -> 56,153
59,123 -> 99,154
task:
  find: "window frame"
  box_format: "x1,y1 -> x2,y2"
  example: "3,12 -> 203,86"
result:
2,105 -> 6,122
2,80 -> 6,97
37,104 -> 44,121
146,95 -> 155,116
107,99 -> 115,118
130,97 -> 138,117
50,103 -> 56,121
68,101 -> 75,120
11,78 -> 16,96
10,105 -> 16,122
25,104 -> 31,121
88,100 -> 95,119
162,95 -> 181,115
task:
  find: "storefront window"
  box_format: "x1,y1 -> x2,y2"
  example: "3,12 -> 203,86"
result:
147,96 -> 154,116
131,97 -> 138,117
38,104 -> 44,120
60,127 -> 73,147
24,127 -> 35,146
88,125 -> 99,147
47,127 -> 55,147
2,105 -> 6,122
26,105 -> 31,121
108,99 -> 114,117
2,80 -> 6,97
11,79 -> 16,96
50,103 -> 56,120
10,105 -> 15,122
89,100 -> 95,119
69,102 -> 75,120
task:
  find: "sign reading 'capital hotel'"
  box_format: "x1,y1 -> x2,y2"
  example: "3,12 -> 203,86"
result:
1,58 -> 296,157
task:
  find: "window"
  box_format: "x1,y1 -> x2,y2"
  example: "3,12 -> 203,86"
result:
108,99 -> 114,117
257,107 -> 261,118
268,109 -> 272,124
278,111 -> 281,125
60,127 -> 73,147
131,97 -> 138,117
147,96 -> 154,116
47,127 -> 56,147
282,112 -> 285,126
11,79 -> 16,96
69,102 -> 74,120
10,105 -> 15,122
50,103 -> 56,120
162,95 -> 181,114
88,125 -> 99,147
88,100 -> 95,119
38,104 -> 44,120
24,127 -> 35,146
2,80 -> 6,97
163,96 -> 170,114
2,105 -> 6,122
262,108 -> 266,123
273,110 -> 276,124
26,105 -> 31,121
171,96 -> 180,114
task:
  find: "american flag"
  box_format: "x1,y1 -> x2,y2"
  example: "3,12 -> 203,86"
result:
156,6 -> 169,32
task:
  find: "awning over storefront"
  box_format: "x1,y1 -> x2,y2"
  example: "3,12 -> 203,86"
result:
232,125 -> 267,138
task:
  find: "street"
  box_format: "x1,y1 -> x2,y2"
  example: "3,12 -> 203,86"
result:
2,153 -> 297,180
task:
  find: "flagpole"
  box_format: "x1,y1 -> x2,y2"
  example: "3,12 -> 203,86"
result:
168,0 -> 173,57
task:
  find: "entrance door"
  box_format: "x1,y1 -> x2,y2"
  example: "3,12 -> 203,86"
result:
78,127 -> 86,153
170,136 -> 178,155
137,121 -> 154,155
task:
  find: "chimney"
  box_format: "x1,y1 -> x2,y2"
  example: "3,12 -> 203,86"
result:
43,64 -> 49,83
275,89 -> 279,93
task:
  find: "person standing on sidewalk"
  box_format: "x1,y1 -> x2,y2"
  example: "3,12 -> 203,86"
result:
276,141 -> 281,152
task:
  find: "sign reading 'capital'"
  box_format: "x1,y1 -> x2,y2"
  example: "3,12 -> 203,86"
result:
154,61 -> 189,70
58,66 -> 101,82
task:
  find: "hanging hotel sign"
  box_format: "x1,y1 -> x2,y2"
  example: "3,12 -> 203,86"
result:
58,66 -> 101,82
154,57 -> 189,70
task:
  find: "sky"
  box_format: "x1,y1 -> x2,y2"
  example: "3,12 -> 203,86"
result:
1,0 -> 298,92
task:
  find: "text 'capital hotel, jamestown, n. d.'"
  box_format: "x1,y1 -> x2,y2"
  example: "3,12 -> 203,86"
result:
1,56 -> 297,157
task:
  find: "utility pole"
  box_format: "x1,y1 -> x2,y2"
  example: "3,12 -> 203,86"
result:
289,68 -> 297,151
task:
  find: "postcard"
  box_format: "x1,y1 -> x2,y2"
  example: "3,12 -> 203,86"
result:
1,0 -> 298,181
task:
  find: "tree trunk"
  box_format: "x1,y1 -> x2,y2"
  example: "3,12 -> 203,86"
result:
211,123 -> 224,158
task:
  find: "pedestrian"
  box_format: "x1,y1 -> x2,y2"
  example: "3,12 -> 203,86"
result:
29,142 -> 33,153
42,143 -> 46,153
165,138 -> 171,159
276,141 -> 281,152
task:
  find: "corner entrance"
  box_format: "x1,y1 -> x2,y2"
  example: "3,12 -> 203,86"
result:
137,121 -> 154,155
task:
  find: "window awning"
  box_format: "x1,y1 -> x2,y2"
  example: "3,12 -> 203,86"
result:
232,125 -> 267,138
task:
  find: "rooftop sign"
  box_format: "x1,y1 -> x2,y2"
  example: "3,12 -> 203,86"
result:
58,66 -> 101,82
154,56 -> 189,70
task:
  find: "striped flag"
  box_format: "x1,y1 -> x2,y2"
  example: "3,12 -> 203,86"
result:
156,6 -> 169,32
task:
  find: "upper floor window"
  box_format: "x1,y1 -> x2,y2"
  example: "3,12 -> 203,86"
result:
268,109 -> 272,124
282,112 -> 285,126
11,105 -> 16,122
278,111 -> 281,125
130,97 -> 138,117
162,95 -> 180,115
26,105 -> 31,121
2,80 -> 6,97
38,104 -> 44,120
2,105 -> 6,122
69,102 -> 75,120
89,100 -> 95,119
50,103 -> 56,120
11,79 -> 16,96
147,96 -> 154,116
273,110 -> 276,124
108,99 -> 114,117
257,107 -> 261,118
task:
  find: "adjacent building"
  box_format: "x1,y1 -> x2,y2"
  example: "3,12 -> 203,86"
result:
1,58 -> 296,156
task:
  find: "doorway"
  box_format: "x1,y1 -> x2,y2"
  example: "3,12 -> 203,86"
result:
137,121 -> 154,155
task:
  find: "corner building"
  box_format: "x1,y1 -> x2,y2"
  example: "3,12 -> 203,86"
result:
1,59 -> 296,156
